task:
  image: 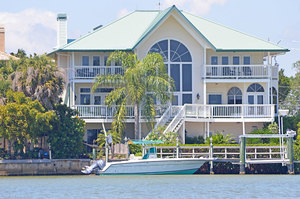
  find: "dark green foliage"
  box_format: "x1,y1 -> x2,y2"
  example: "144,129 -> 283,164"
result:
204,132 -> 236,144
47,104 -> 85,159
129,144 -> 142,155
0,80 -> 11,98
185,136 -> 205,144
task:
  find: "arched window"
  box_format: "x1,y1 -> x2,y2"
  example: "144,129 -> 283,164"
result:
228,87 -> 242,104
149,39 -> 192,105
247,83 -> 264,92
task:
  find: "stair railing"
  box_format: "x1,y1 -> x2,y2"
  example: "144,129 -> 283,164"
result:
163,105 -> 185,134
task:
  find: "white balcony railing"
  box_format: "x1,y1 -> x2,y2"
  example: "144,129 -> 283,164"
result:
75,104 -> 274,120
205,65 -> 277,79
74,66 -> 124,79
184,104 -> 274,119
74,105 -> 169,119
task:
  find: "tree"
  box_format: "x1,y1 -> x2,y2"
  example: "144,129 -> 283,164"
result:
93,51 -> 174,140
283,61 -> 300,115
278,69 -> 291,104
47,104 -> 85,159
0,91 -> 55,156
9,54 -> 65,110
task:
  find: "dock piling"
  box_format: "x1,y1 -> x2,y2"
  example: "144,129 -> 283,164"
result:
287,136 -> 295,174
239,136 -> 246,175
209,137 -> 214,175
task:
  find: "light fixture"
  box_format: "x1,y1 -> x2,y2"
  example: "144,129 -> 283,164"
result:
196,93 -> 200,100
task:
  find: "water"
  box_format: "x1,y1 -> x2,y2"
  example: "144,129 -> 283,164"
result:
0,175 -> 299,199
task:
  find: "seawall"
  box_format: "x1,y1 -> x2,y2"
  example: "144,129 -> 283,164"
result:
0,159 -> 90,176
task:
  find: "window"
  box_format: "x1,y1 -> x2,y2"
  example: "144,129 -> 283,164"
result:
228,87 -> 242,104
209,94 -> 222,104
233,56 -> 240,65
243,56 -> 250,65
150,40 -> 168,62
182,64 -> 192,91
182,94 -> 192,104
94,88 -> 114,93
104,56 -> 108,66
211,56 -> 218,65
80,88 -> 91,93
149,39 -> 192,105
80,94 -> 90,105
247,83 -> 264,92
170,40 -> 192,62
93,56 -> 100,66
170,64 -> 180,91
222,56 -> 229,65
82,56 -> 89,66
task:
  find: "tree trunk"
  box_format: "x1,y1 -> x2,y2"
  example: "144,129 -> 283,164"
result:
134,103 -> 140,140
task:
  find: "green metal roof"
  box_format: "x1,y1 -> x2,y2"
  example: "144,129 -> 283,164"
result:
182,11 -> 288,52
49,5 -> 288,54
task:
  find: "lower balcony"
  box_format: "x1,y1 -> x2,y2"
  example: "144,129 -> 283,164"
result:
74,104 -> 275,123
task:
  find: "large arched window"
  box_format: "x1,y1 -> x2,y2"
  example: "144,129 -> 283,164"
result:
149,39 -> 192,105
228,87 -> 242,104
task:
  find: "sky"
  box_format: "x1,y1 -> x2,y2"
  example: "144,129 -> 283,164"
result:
0,0 -> 299,77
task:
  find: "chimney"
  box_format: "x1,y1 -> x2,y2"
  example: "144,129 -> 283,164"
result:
57,13 -> 67,48
0,25 -> 5,52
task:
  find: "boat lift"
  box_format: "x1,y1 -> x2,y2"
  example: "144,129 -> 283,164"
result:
239,133 -> 296,175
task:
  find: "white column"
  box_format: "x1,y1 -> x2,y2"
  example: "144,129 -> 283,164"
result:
72,52 -> 75,107
203,81 -> 207,105
242,121 -> 246,135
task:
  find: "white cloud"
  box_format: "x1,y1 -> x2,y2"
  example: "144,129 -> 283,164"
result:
162,0 -> 228,15
0,9 -> 57,55
117,8 -> 130,19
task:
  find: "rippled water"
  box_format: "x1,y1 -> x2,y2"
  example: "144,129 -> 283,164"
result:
0,175 -> 299,199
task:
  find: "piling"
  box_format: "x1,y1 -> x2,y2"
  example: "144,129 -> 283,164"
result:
287,136 -> 294,174
239,136 -> 246,175
209,137 -> 214,175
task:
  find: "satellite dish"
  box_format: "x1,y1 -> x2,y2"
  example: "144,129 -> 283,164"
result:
107,134 -> 113,144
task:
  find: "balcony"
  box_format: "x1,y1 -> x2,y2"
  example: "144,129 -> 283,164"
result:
205,65 -> 278,80
73,66 -> 123,79
74,105 -> 169,120
74,104 -> 274,122
184,104 -> 274,121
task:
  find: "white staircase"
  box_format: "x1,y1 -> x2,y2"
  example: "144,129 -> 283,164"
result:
163,106 -> 185,135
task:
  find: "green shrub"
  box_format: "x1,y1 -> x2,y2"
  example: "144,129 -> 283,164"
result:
129,144 -> 142,154
185,136 -> 205,144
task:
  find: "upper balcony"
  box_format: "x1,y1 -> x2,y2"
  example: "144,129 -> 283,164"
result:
73,66 -> 123,79
205,65 -> 278,81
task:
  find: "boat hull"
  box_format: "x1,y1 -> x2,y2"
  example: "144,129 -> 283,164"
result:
97,158 -> 208,175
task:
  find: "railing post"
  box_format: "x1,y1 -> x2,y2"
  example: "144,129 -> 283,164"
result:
239,136 -> 246,175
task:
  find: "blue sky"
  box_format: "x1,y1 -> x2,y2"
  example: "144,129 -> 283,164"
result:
0,0 -> 299,76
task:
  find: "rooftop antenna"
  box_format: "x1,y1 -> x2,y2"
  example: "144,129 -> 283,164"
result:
159,0 -> 161,11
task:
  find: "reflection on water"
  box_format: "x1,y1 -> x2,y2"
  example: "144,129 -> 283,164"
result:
0,175 -> 299,199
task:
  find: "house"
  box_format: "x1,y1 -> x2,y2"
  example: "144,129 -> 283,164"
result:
48,6 -> 288,144
0,25 -> 19,61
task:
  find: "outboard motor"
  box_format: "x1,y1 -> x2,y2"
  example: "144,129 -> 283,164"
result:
81,159 -> 106,174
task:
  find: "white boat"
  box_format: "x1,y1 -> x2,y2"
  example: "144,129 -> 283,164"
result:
96,157 -> 208,175
82,141 -> 211,175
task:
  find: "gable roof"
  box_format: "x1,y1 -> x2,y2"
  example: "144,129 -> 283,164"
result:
49,5 -> 288,55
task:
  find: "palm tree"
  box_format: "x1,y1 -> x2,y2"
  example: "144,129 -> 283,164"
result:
93,51 -> 174,140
